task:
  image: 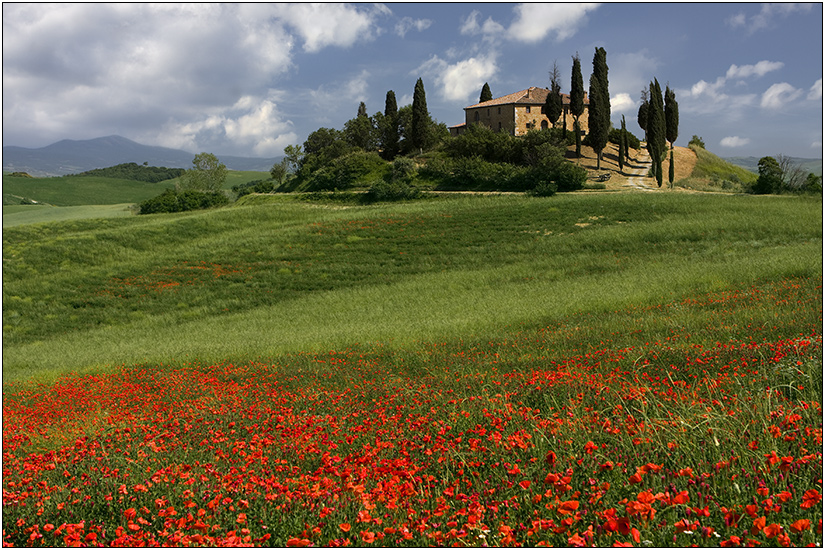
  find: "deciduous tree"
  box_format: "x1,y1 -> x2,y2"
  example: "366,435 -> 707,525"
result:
178,152 -> 227,193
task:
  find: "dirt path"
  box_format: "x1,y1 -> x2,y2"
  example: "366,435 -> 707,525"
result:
623,148 -> 657,191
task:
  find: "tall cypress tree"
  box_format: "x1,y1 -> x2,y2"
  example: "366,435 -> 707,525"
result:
479,82 -> 493,103
646,79 -> 666,187
569,53 -> 585,158
545,61 -> 563,129
637,88 -> 649,141
411,78 -> 428,153
381,90 -> 400,160
618,115 -> 626,172
664,85 -> 679,188
588,47 -> 610,170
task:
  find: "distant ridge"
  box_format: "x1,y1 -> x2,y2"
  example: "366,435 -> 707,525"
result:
3,135 -> 282,177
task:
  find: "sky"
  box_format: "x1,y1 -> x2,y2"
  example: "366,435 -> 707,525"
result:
3,3 -> 823,159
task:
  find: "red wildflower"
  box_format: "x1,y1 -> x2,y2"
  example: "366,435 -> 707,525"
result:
801,489 -> 821,508
790,519 -> 811,533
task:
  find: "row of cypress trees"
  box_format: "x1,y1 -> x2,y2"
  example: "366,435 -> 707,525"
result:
638,80 -> 680,187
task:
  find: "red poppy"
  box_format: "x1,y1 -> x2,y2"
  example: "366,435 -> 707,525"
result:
801,489 -> 821,508
790,519 -> 811,533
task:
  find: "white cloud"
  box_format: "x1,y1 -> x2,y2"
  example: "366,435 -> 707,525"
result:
307,70 -> 372,114
395,16 -> 432,37
417,53 -> 498,102
610,93 -> 635,114
507,3 -> 599,42
459,10 -> 505,37
271,3 -> 385,52
153,92 -> 297,157
761,82 -> 802,109
720,136 -> 751,148
726,3 -> 812,34
808,79 -> 823,100
726,61 -> 784,80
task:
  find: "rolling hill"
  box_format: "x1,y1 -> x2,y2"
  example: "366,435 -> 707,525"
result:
2,135 -> 282,176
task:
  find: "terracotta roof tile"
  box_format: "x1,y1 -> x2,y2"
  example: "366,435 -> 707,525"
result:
464,86 -> 588,110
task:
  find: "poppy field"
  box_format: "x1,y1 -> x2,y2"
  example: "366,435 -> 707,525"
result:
3,274 -> 822,547
3,192 -> 822,546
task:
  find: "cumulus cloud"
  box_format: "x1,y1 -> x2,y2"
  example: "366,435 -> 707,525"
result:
271,3 -> 386,52
678,59 -> 787,119
761,83 -> 802,109
417,53 -> 498,102
726,3 -> 812,34
610,93 -> 636,114
720,136 -> 751,148
2,4 -> 301,153
459,10 -> 506,37
726,61 -> 784,80
808,79 -> 823,100
507,3 -> 600,42
395,16 -> 432,37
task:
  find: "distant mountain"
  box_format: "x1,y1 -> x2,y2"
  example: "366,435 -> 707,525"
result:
723,155 -> 822,177
3,135 -> 282,177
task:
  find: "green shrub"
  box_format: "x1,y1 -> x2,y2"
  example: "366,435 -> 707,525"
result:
304,151 -> 389,191
391,157 -> 418,183
365,180 -> 423,202
526,181 -> 558,197
609,128 -> 641,150
138,189 -> 229,214
232,179 -> 275,197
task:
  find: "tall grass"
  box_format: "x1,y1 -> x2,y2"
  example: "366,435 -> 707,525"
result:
3,192 -> 821,383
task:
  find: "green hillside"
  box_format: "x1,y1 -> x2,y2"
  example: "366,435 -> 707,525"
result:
2,170 -> 268,209
3,192 -> 820,382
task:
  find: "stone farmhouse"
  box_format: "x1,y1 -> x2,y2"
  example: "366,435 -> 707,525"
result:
450,86 -> 590,137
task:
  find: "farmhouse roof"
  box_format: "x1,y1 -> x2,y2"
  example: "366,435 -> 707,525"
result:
464,86 -> 588,110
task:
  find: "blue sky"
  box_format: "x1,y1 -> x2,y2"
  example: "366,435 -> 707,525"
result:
3,3 -> 822,159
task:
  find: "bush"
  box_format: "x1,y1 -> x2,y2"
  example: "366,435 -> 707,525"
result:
304,151 -> 389,191
138,189 -> 229,214
608,128 -> 641,150
365,180 -> 423,202
526,181 -> 558,197
233,179 -> 275,198
72,163 -> 185,183
391,157 -> 418,183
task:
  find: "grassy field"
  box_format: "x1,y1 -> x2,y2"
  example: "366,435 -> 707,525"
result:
2,170 -> 267,208
2,192 -> 822,547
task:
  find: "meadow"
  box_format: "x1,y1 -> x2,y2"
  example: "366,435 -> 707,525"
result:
2,191 -> 822,547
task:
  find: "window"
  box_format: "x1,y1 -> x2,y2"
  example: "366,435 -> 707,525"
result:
498,107 -> 501,114
487,108 -> 490,116
474,112 -> 480,122
526,106 -> 531,113
498,122 -> 502,130
540,106 -> 546,114
541,120 -> 549,130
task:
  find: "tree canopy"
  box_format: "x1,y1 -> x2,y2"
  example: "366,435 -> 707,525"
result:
177,153 -> 227,193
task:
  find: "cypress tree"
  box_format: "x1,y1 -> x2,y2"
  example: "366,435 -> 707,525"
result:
545,61 -> 563,129
411,78 -> 428,152
646,79 -> 666,187
664,85 -> 679,188
569,54 -> 585,158
588,47 -> 610,170
618,115 -> 626,172
357,101 -> 368,118
637,88 -> 649,140
480,82 -> 493,103
382,90 -> 400,160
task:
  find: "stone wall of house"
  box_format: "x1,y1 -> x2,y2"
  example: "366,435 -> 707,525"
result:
465,105 -> 517,135
514,105 -> 589,136
466,103 -> 589,136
